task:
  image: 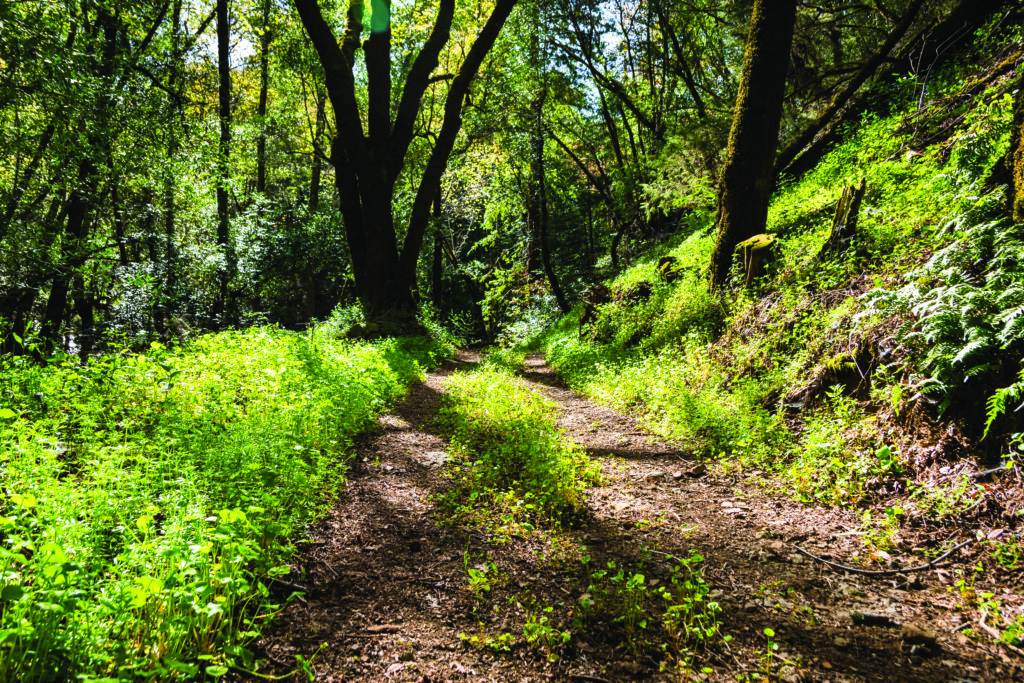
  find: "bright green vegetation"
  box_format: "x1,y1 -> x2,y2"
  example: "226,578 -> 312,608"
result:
0,325 -> 449,681
538,67 -> 1016,508
437,366 -> 599,531
439,360 -> 723,673
579,551 -> 725,674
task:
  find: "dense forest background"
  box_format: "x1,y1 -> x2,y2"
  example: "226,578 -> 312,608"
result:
5,0 -> 1015,349
3,0 -> 1024,680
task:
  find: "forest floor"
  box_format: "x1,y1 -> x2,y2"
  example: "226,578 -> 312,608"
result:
255,352 -> 1022,682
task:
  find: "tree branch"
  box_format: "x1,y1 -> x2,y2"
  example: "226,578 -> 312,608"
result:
364,0 -> 392,145
389,0 -> 455,181
775,0 -> 925,175
293,0 -> 367,167
400,0 -> 517,274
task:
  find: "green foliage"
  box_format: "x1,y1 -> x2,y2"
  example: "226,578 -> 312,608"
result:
534,49 -> 1023,513
481,347 -> 528,373
544,328 -> 789,465
578,551 -> 725,671
908,475 -> 984,519
992,534 -> 1023,572
786,386 -> 903,505
458,627 -> 517,653
0,327 -> 444,680
522,606 -> 571,662
438,367 -> 598,527
864,205 -> 1024,410
463,552 -> 504,599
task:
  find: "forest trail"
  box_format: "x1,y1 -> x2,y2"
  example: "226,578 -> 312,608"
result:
256,353 -> 1019,682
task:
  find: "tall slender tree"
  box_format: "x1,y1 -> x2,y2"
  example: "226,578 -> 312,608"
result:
292,0 -> 518,331
528,2 -> 568,313
255,0 -> 272,195
708,0 -> 797,290
41,7 -> 120,346
214,0 -> 234,326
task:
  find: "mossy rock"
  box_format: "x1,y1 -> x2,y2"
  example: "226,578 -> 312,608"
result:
736,233 -> 776,251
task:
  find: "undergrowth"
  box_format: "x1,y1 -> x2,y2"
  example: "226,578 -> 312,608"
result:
532,54 -> 1018,515
0,325 -> 448,681
437,366 -> 598,532
578,550 -> 725,675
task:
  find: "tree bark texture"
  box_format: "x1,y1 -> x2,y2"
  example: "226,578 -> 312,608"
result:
1010,80 -> 1024,223
213,0 -> 234,327
708,0 -> 797,290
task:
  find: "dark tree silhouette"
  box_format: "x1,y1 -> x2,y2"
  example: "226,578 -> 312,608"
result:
293,0 -> 518,331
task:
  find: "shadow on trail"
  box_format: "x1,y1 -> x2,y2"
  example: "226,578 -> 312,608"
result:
253,352 -> 992,682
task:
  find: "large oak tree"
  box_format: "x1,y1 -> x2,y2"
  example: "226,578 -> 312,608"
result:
293,0 -> 517,330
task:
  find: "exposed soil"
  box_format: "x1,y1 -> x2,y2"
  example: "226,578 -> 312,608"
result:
254,352 -> 1022,682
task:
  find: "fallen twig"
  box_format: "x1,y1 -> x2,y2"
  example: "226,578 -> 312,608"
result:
972,465 -> 1015,481
790,537 -> 975,576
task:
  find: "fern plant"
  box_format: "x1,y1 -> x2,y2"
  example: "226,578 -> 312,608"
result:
984,366 -> 1024,439
862,195 -> 1024,433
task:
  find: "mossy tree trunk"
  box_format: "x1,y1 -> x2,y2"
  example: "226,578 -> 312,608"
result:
255,0 -> 272,196
708,0 -> 797,290
1010,81 -> 1024,223
819,179 -> 867,258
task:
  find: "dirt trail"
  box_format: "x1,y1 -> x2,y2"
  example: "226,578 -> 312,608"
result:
256,353 -> 1019,682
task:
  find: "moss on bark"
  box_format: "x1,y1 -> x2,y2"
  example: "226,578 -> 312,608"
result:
709,0 -> 798,289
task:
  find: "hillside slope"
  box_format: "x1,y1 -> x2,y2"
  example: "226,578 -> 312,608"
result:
536,46 -> 1024,654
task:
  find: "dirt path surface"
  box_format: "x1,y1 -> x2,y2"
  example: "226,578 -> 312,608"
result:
255,353 -> 1020,682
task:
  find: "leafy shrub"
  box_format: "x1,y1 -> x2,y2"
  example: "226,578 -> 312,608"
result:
439,367 -> 597,525
0,327 -> 444,681
481,347 -> 528,373
785,386 -> 903,505
543,332 -> 789,465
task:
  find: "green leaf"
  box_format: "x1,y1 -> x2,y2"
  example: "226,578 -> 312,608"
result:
0,408 -> 16,420
166,659 -> 199,676
1,585 -> 25,602
8,493 -> 36,508
205,665 -> 229,677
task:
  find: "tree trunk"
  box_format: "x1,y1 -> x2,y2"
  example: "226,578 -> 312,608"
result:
72,273 -> 95,361
256,0 -> 271,195
158,0 -> 183,337
213,0 -> 234,327
41,161 -> 96,346
1010,80 -> 1024,223
41,8 -> 119,349
431,189 -> 444,309
295,0 -> 516,332
530,98 -> 568,312
528,8 -> 567,312
708,0 -> 797,290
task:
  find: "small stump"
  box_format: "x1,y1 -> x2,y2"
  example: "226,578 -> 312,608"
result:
819,178 -> 866,258
657,256 -> 685,283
